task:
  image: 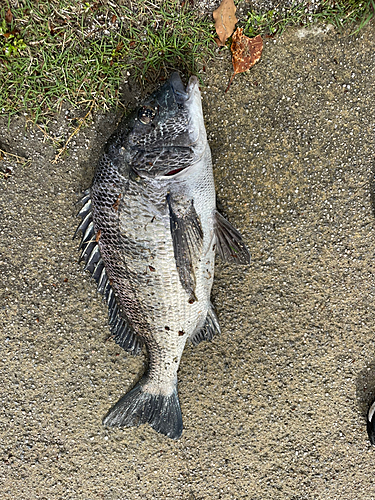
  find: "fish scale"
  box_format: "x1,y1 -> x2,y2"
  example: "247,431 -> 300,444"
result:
76,72 -> 250,439
115,178 -> 204,391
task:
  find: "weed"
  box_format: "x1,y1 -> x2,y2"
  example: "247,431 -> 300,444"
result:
0,0 -> 373,122
0,0 -> 215,121
0,18 -> 26,56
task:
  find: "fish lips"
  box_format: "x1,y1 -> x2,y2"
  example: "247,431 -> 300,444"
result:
169,72 -> 199,105
161,74 -> 201,177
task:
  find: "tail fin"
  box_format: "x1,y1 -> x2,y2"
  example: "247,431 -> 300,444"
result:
102,381 -> 183,439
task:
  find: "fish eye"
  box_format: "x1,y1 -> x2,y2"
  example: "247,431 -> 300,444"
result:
138,105 -> 157,124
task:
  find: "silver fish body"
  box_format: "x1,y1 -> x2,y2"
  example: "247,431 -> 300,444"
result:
76,73 -> 250,439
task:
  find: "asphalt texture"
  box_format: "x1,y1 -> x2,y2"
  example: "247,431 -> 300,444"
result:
1,21 -> 375,500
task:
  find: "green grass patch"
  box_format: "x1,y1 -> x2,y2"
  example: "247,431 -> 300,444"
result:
244,0 -> 375,38
0,0 -> 215,121
0,0 -> 374,122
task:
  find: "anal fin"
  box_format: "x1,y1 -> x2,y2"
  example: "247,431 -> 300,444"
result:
190,303 -> 221,346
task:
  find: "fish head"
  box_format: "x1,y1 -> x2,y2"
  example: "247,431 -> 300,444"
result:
128,72 -> 207,178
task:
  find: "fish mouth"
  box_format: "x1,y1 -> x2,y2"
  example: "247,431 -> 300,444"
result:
170,72 -> 198,103
163,73 -> 201,177
185,75 -> 199,98
164,166 -> 187,176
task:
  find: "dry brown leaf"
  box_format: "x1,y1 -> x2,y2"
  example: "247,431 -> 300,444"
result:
213,0 -> 237,46
226,29 -> 263,92
5,8 -> 13,24
232,30 -> 263,74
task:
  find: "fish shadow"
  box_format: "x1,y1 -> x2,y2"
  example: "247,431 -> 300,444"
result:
355,165 -> 375,429
77,82 -> 141,192
77,110 -> 121,191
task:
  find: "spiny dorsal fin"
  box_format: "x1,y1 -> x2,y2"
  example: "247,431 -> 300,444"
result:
75,190 -> 142,356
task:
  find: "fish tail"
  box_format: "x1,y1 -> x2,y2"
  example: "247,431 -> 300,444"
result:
102,381 -> 183,439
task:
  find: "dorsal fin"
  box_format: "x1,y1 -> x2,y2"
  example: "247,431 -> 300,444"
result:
75,190 -> 142,355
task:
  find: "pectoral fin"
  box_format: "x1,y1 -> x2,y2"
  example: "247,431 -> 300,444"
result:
167,193 -> 203,300
214,210 -> 251,264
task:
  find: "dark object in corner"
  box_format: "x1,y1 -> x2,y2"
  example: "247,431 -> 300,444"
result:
367,400 -> 375,444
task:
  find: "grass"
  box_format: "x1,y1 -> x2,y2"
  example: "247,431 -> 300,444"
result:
0,0 -> 374,122
0,0 -> 215,121
244,0 -> 375,38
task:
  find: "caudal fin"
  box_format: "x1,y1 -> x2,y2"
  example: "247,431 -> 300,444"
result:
102,382 -> 183,439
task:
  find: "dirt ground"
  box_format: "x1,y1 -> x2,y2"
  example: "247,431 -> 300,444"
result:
1,21 -> 375,500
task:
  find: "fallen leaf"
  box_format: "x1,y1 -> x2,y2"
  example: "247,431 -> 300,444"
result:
226,29 -> 263,92
232,30 -> 263,74
213,0 -> 237,46
5,8 -> 13,24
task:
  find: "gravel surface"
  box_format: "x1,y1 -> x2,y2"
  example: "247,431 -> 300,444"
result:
198,0 -> 323,16
1,21 -> 375,500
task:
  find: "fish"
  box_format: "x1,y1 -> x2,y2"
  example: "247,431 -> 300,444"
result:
75,72 -> 250,439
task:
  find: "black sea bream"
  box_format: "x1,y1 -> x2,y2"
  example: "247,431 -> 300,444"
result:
75,73 -> 250,439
